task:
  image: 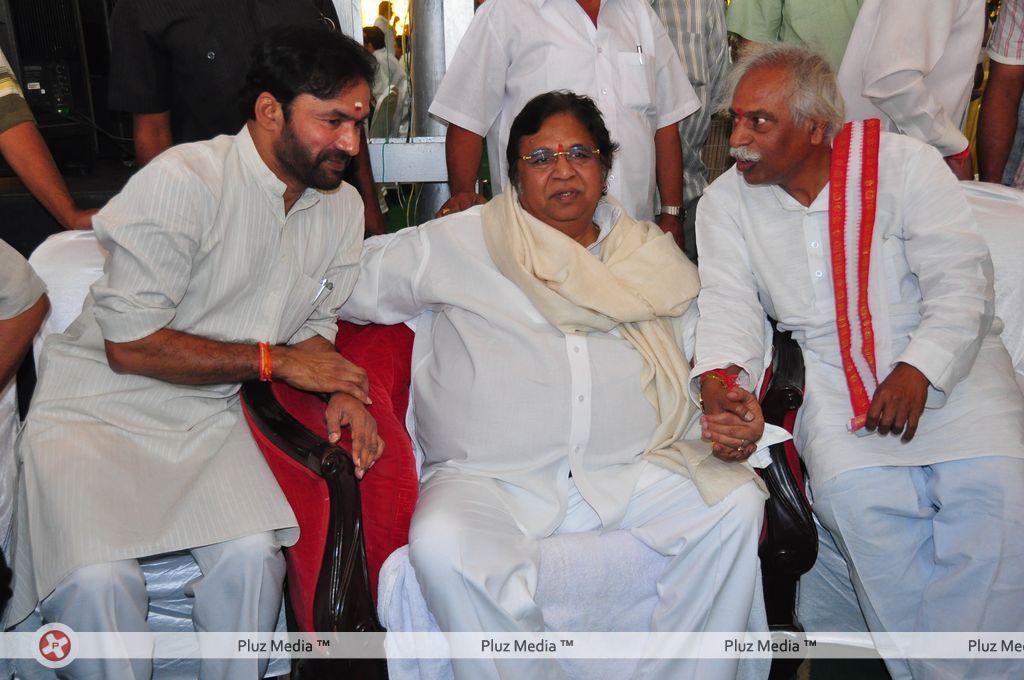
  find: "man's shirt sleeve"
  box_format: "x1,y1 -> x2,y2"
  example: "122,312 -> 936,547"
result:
428,3 -> 507,136
90,159 -> 205,342
690,175 -> 771,398
726,0 -> 784,44
855,0 -> 975,156
893,143 -> 995,398
0,48 -> 35,134
0,240 -> 46,321
650,4 -> 701,130
107,0 -> 173,114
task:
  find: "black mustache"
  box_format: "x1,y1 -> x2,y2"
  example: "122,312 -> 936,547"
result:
318,151 -> 352,166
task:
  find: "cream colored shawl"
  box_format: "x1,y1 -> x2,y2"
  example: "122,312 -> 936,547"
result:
482,189 -> 764,505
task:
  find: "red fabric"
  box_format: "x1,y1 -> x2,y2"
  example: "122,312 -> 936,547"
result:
245,322 -> 419,632
243,399 -> 330,634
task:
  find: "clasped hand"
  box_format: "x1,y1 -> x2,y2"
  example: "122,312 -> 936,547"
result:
699,382 -> 765,462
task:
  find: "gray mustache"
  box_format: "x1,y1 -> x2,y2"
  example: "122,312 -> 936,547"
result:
729,146 -> 761,163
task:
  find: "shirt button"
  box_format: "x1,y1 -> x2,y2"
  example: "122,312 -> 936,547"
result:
574,446 -> 582,453
609,174 -> 615,180
815,270 -> 823,278
810,241 -> 819,248
577,395 -> 585,402
601,88 -> 608,95
597,47 -> 603,54
206,51 -> 216,60
573,346 -> 581,353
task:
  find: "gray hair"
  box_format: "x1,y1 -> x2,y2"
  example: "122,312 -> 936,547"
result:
724,43 -> 845,142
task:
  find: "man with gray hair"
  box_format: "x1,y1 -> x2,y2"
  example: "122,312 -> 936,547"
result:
692,43 -> 1024,680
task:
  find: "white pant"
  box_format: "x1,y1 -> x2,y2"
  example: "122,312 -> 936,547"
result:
810,456 -> 1024,680
39,531 -> 286,680
408,463 -> 766,680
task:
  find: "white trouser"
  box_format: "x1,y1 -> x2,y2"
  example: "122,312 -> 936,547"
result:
39,531 -> 286,680
810,456 -> 1024,680
408,462 -> 766,680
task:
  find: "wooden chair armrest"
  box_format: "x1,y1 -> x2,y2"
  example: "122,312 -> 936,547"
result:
241,380 -> 387,680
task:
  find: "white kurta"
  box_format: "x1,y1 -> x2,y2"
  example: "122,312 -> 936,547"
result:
428,0 -> 699,221
0,241 -> 46,553
341,202 -> 699,536
370,48 -> 407,108
837,0 -> 984,156
693,132 -> 1024,486
9,127 -> 364,623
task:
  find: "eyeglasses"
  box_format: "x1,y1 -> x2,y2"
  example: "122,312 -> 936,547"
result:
519,144 -> 601,168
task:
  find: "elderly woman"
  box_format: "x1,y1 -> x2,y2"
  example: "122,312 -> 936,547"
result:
341,91 -> 769,679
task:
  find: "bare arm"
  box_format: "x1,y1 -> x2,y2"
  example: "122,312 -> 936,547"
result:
0,294 -> 48,392
132,112 -> 174,167
0,122 -> 95,229
350,128 -> 387,237
436,123 -> 487,216
654,123 -> 685,249
104,329 -> 369,402
978,61 -> 1024,183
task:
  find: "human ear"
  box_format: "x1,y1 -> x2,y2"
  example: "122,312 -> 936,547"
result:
808,120 -> 827,146
253,92 -> 284,132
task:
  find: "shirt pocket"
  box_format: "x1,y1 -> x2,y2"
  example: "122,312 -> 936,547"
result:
277,272 -> 328,342
615,50 -> 655,111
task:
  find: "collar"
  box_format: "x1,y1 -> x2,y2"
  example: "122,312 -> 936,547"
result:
768,182 -> 830,214
535,0 -> 608,11
236,124 -> 322,214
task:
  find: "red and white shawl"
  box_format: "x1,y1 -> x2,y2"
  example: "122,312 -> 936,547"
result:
828,119 -> 882,432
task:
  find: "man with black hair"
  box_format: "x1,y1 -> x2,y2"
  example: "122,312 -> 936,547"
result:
7,27 -> 383,679
373,1 -> 398,57
108,0 -> 388,236
362,25 -> 408,124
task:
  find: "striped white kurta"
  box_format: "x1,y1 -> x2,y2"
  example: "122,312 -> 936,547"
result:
8,127 -> 363,624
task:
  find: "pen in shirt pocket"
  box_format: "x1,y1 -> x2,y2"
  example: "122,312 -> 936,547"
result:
312,277 -> 333,307
636,44 -> 643,65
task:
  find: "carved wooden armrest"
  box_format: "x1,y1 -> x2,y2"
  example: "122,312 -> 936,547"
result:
241,380 -> 386,680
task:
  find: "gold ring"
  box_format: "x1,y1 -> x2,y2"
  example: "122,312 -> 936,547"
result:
441,207 -> 452,215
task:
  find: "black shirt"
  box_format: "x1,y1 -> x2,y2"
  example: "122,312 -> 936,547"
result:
108,0 -> 338,144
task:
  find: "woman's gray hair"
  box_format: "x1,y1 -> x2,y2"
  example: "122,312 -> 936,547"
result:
724,43 -> 845,142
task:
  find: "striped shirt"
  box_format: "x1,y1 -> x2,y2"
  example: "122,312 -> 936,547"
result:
652,0 -> 729,204
9,126 -> 364,621
989,0 -> 1024,65
0,47 -> 34,133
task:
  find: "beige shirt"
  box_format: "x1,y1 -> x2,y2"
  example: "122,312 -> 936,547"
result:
9,127 -> 363,622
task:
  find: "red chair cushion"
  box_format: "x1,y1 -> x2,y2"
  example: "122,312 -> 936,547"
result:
245,322 -> 419,632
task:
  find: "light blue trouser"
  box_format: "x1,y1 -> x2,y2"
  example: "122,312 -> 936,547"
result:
808,456 -> 1024,680
38,532 -> 286,680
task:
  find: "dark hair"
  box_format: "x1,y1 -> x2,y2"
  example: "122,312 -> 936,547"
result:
240,26 -> 377,121
505,91 -> 618,188
363,26 -> 386,51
